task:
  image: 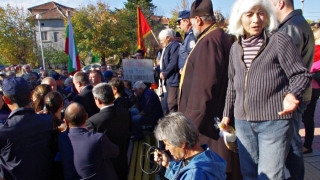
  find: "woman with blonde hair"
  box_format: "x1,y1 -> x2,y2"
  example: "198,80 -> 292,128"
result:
221,0 -> 311,179
31,84 -> 52,112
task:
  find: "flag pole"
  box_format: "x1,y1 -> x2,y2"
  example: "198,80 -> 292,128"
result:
151,30 -> 160,46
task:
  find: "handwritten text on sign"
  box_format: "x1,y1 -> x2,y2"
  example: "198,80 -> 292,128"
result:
122,59 -> 154,82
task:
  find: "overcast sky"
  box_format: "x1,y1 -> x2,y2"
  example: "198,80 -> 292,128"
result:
0,0 -> 319,21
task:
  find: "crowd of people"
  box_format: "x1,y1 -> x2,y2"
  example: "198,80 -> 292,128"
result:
0,0 -> 319,179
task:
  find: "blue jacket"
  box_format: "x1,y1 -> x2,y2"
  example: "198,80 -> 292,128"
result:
178,29 -> 197,70
0,108 -> 53,180
58,127 -> 119,180
165,145 -> 226,180
161,40 -> 180,87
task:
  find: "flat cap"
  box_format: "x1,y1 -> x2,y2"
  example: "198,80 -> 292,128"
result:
190,0 -> 213,18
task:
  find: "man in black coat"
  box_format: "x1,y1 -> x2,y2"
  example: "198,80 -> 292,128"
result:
59,102 -> 119,180
86,83 -> 130,180
0,77 -> 53,180
73,71 -> 99,117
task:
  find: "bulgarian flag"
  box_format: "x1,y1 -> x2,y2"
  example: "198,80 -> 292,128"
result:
137,6 -> 151,54
65,13 -> 80,75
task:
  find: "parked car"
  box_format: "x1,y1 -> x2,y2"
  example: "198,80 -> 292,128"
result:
81,63 -> 101,71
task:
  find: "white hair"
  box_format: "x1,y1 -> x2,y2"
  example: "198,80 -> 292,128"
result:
133,81 -> 146,90
158,28 -> 175,40
154,112 -> 199,148
228,0 -> 278,37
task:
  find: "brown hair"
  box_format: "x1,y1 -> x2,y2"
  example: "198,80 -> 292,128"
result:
32,84 -> 52,112
44,91 -> 64,129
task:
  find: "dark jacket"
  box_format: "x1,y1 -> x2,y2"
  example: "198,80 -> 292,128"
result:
178,29 -> 197,69
0,108 -> 53,180
223,31 -> 311,121
73,85 -> 100,117
279,9 -> 315,102
161,40 -> 180,87
179,24 -> 230,140
138,88 -> 163,126
86,106 -> 130,180
58,127 -> 119,180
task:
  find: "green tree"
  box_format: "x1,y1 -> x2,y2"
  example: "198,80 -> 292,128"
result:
0,5 -> 38,66
70,2 -> 127,65
37,47 -> 68,69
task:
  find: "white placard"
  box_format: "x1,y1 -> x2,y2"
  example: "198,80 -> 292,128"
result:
122,59 -> 154,82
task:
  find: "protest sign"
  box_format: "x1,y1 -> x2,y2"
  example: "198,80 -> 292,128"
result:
122,59 -> 154,82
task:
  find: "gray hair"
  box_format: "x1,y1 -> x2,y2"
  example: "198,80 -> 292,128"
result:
154,112 -> 199,148
200,15 -> 215,24
42,77 -> 56,84
158,29 -> 175,41
133,81 -> 146,90
73,71 -> 90,85
213,11 -> 224,23
92,83 -> 114,104
64,77 -> 73,86
228,0 -> 278,37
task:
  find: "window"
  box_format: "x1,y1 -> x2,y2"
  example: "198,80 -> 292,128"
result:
41,32 -> 47,41
54,32 -> 59,42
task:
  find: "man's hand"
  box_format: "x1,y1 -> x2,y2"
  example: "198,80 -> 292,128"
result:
160,72 -> 165,80
278,93 -> 300,116
153,149 -> 170,169
221,117 -> 230,126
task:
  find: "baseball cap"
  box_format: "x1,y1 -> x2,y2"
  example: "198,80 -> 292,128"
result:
2,77 -> 30,95
175,10 -> 191,23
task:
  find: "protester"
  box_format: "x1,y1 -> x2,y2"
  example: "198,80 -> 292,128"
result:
21,64 -> 32,79
159,29 -> 180,112
59,102 -> 119,180
43,91 -> 65,131
302,29 -> 320,154
109,78 -> 130,109
86,83 -> 130,180
175,10 -> 197,73
100,64 -> 107,74
0,77 -> 53,179
42,77 -> 57,91
31,84 -> 52,113
269,1 -> 315,179
72,71 -> 99,117
222,0 -> 311,179
154,112 -> 227,180
61,69 -> 68,78
89,69 -> 103,87
103,70 -> 113,83
135,49 -> 145,59
131,81 -> 163,140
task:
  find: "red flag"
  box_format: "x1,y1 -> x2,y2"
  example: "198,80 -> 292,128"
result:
137,7 -> 151,54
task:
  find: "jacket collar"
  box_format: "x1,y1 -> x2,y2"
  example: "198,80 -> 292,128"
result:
279,9 -> 302,29
69,127 -> 88,133
8,107 -> 35,119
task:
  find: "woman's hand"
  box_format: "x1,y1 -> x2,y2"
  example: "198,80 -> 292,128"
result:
153,149 -> 170,169
278,93 -> 300,116
221,117 -> 230,126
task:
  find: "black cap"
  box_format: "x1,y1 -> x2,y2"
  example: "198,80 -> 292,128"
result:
175,10 -> 191,23
190,0 -> 213,18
